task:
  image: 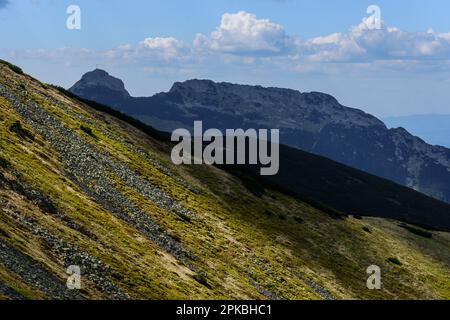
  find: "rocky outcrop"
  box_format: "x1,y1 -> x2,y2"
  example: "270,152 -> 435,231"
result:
70,69 -> 130,109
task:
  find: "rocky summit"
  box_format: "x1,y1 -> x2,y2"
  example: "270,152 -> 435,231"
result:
70,69 -> 130,109
71,73 -> 450,204
1,61 -> 450,300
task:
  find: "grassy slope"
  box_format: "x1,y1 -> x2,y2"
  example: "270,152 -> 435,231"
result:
0,63 -> 449,300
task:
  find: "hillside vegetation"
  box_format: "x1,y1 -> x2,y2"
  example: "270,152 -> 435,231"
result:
0,62 -> 449,299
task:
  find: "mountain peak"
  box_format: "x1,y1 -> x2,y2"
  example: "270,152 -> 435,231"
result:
70,69 -> 130,99
83,68 -> 110,78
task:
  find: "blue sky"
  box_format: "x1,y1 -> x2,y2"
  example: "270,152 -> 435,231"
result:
1,0 -> 450,117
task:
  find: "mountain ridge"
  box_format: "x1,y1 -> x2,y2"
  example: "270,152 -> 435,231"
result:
70,70 -> 450,204
54,83 -> 450,231
69,70 -> 450,231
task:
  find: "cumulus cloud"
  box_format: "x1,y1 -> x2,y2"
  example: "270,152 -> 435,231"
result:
138,37 -> 186,60
190,11 -> 450,66
301,18 -> 450,63
101,37 -> 192,64
194,11 -> 291,56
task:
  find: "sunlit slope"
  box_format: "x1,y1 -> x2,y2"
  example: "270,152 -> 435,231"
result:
0,62 -> 449,300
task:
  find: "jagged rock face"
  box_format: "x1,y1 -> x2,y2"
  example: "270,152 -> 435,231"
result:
169,80 -> 384,131
70,76 -> 450,203
70,69 -> 130,108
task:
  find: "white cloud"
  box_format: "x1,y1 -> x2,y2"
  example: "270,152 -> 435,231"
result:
194,11 -> 291,56
301,18 -> 450,63
5,11 -> 450,76
191,12 -> 450,70
139,37 -> 185,60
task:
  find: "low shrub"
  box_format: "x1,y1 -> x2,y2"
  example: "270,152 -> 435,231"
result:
193,274 -> 212,289
398,224 -> 433,239
278,213 -> 286,220
293,216 -> 304,224
362,226 -> 371,233
80,124 -> 97,138
0,59 -> 24,75
0,157 -> 10,169
175,211 -> 191,223
9,121 -> 34,141
387,257 -> 402,266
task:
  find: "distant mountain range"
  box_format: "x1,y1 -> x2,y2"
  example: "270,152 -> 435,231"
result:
70,70 -> 450,204
384,114 -> 450,148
